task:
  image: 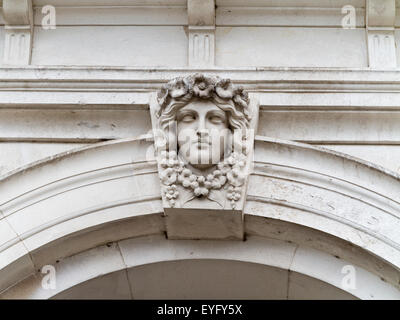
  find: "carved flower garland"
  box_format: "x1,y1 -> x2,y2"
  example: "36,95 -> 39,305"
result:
159,150 -> 247,209
157,73 -> 251,123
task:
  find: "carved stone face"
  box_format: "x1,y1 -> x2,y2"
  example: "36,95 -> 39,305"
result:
176,99 -> 231,170
155,74 -> 252,210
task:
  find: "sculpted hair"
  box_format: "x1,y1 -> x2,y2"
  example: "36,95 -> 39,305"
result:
157,74 -> 251,135
159,95 -> 248,134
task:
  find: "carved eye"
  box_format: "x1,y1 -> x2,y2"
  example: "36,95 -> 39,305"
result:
209,114 -> 225,124
180,114 -> 196,122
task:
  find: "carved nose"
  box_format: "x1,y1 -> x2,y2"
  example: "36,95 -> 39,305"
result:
196,129 -> 208,139
197,117 -> 207,131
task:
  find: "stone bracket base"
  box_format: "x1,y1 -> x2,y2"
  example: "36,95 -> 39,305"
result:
164,208 -> 244,240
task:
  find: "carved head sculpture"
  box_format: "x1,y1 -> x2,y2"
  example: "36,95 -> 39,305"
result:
155,74 -> 252,209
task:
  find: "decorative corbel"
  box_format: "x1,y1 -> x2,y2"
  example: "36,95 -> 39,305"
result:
150,74 -> 259,240
2,0 -> 33,65
187,0 -> 215,67
366,0 -> 397,68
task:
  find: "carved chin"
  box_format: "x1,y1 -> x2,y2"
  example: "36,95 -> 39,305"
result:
184,151 -> 224,169
190,162 -> 214,170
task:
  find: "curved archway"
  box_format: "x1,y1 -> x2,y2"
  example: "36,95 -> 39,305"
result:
0,136 -> 399,299
1,235 -> 388,300
53,259 -> 356,300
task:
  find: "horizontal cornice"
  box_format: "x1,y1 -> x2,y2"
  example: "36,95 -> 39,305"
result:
0,66 -> 400,92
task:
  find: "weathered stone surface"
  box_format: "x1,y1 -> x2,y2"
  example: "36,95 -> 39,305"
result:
0,0 -> 400,299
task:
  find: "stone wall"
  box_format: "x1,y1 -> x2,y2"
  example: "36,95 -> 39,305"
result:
1,0 -> 400,299
0,0 -> 399,177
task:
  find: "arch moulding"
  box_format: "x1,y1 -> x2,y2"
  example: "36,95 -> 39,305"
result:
0,133 -> 400,299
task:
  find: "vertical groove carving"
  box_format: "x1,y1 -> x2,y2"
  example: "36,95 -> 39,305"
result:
193,34 -> 199,61
188,28 -> 215,67
368,32 -> 396,68
2,0 -> 33,65
4,31 -> 31,65
204,35 -> 210,63
20,34 -> 25,61
366,0 -> 396,68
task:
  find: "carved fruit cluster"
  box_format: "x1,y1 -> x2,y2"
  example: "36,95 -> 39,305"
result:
159,150 -> 247,209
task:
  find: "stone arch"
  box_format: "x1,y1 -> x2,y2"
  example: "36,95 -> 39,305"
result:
0,136 -> 399,298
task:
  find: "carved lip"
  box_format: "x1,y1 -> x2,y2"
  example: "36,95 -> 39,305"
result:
196,142 -> 211,149
195,139 -> 211,148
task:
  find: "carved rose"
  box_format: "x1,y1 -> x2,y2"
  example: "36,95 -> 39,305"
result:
168,78 -> 189,99
165,185 -> 179,200
215,79 -> 234,99
160,168 -> 177,186
178,168 -> 192,187
227,168 -> 245,187
191,74 -> 215,98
